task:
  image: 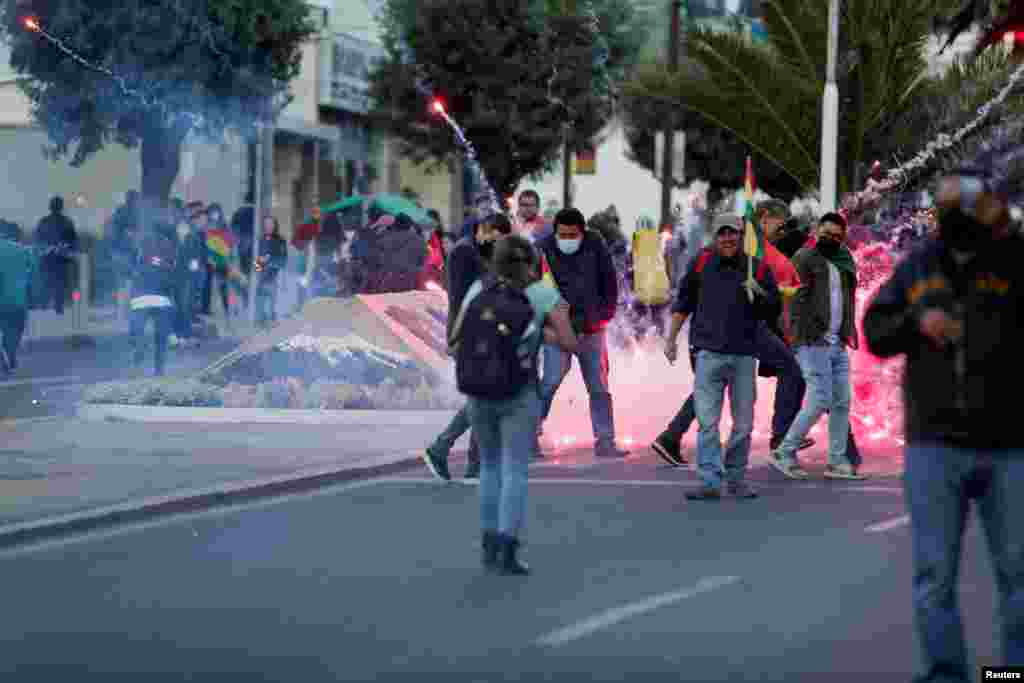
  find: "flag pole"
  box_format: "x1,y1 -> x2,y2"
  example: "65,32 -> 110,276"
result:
744,156 -> 755,302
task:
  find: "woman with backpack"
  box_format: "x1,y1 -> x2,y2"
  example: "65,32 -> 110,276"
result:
451,234 -> 577,575
130,213 -> 180,376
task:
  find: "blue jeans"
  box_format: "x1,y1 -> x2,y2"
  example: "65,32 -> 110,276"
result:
693,350 -> 757,489
778,342 -> 852,466
540,331 -> 615,446
130,307 -> 173,376
468,384 -> 542,537
905,444 -> 1024,681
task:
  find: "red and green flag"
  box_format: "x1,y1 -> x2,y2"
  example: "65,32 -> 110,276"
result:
742,156 -> 765,260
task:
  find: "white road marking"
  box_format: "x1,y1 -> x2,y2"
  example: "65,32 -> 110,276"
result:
0,374 -> 82,389
535,575 -> 742,647
865,514 -> 910,533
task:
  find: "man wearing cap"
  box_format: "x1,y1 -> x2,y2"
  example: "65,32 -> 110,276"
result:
651,202 -> 810,468
665,213 -> 780,499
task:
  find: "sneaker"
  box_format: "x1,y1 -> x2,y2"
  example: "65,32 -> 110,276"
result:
824,464 -> 867,480
421,446 -> 451,482
727,481 -> 759,499
595,442 -> 628,459
768,451 -> 809,480
770,435 -> 815,451
168,334 -> 180,348
686,486 -> 722,501
651,434 -> 687,467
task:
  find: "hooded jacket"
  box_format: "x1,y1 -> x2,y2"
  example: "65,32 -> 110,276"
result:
864,236 -> 1024,450
0,238 -> 37,311
537,230 -> 618,334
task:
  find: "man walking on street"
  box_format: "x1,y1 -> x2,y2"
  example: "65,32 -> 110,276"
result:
864,169 -> 1024,681
33,196 -> 78,315
770,213 -> 864,480
537,208 -> 626,459
665,213 -> 779,499
651,201 -> 810,467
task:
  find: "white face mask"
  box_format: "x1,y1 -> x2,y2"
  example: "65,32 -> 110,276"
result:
557,237 -> 582,255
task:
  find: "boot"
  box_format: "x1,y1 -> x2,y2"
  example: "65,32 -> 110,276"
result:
497,533 -> 530,576
481,531 -> 500,571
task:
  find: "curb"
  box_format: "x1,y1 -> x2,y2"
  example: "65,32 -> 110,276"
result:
76,402 -> 460,426
0,452 -> 437,551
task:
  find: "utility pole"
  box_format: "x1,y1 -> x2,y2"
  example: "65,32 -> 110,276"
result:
660,0 -> 683,231
819,0 -> 840,212
563,131 -> 573,209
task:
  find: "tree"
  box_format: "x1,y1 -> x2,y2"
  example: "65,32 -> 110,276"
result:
369,0 -> 646,198
1,0 -> 316,202
623,0 -> 971,198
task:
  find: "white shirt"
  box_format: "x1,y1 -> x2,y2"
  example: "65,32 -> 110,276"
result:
825,261 -> 842,345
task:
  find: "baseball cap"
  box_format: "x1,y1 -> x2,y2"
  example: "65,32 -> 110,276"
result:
713,213 -> 743,234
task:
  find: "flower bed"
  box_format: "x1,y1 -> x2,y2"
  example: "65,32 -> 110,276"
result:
83,332 -> 461,411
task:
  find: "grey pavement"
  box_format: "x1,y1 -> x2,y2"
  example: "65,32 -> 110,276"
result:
0,414 -> 466,531
0,452 -> 1003,682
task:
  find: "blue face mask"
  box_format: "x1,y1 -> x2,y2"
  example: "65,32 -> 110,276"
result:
557,237 -> 582,255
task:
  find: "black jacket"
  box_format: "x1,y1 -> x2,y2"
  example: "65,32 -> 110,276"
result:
537,231 -> 618,334
672,250 -> 780,356
257,234 -> 288,284
34,212 -> 78,266
131,225 -> 179,299
864,237 -> 1024,451
446,237 -> 485,341
774,228 -> 809,261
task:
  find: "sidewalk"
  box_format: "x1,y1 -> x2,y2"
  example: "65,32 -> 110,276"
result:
23,304 -> 264,346
0,413 -> 464,546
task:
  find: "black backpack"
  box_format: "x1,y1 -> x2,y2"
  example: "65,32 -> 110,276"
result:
452,277 -> 536,400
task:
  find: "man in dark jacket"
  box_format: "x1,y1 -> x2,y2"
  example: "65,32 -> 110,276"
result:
422,213 -> 513,481
33,196 -> 78,314
175,203 -> 208,340
864,170 -> 1024,682
537,207 -> 625,459
665,213 -> 780,499
0,233 -> 36,375
130,210 -> 179,376
769,212 -> 864,480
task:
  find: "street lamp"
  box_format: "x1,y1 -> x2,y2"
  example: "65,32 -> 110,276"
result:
819,0 -> 840,213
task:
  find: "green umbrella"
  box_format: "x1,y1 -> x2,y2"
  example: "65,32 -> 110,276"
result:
321,195 -> 368,215
370,193 -> 434,226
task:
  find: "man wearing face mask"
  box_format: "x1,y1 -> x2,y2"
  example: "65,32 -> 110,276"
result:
536,207 -> 625,459
864,170 -> 1024,682
422,213 -> 513,481
770,212 -> 865,480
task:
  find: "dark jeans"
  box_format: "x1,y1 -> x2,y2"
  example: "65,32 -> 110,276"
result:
130,307 -> 173,375
755,324 -> 806,442
255,277 -> 279,326
202,266 -> 231,316
0,308 -> 27,368
40,263 -> 69,314
905,444 -> 1024,681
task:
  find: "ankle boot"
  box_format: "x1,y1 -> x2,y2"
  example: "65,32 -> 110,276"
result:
497,533 -> 530,576
481,531 -> 499,571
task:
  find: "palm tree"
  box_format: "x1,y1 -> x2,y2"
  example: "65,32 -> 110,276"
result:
624,0 -> 973,196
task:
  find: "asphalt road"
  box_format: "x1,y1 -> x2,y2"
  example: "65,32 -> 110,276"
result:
0,335 -> 239,421
0,455 -> 1003,682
